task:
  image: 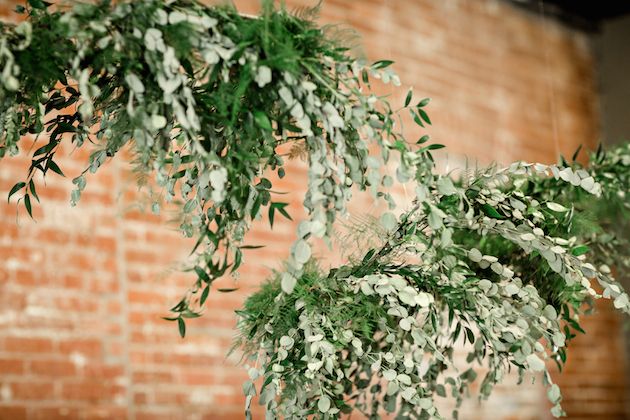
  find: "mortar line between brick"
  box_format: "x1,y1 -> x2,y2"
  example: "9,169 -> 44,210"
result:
114,158 -> 135,420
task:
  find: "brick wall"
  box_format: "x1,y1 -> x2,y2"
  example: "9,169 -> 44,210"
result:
0,0 -> 627,419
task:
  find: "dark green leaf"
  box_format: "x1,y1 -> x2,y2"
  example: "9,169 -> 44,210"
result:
361,69 -> 369,85
372,60 -> 394,69
172,169 -> 186,179
417,97 -> 431,108
465,327 -> 475,344
481,204 -> 503,219
217,288 -> 238,293
404,89 -> 413,107
200,285 -> 210,306
361,249 -> 376,264
418,109 -> 431,125
8,182 -> 26,202
194,266 -> 211,283
254,110 -> 272,131
558,348 -> 567,364
170,298 -> 187,313
177,317 -> 186,337
24,194 -> 32,218
412,110 -> 424,128
259,178 -> 272,189
571,245 -> 589,256
181,310 -> 201,319
250,195 -> 262,218
33,141 -> 57,157
231,248 -> 243,273
436,385 -> 446,398
47,160 -> 65,177
416,135 -> 430,144
269,202 -> 292,228
262,374 -> 274,388
189,230 -> 207,256
28,0 -> 50,9
29,180 -> 40,202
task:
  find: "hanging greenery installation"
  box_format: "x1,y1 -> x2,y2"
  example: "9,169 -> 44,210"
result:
1,1 -> 629,419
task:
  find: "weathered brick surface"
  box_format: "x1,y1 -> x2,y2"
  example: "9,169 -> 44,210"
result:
0,0 -> 627,419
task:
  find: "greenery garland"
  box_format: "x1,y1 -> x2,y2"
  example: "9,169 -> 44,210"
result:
1,0 -> 433,331
1,1 -> 629,419
236,144 -> 630,418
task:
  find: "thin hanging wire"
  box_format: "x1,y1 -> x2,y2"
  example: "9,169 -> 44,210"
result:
538,0 -> 562,162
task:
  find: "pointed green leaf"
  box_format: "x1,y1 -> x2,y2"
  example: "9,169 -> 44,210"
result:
417,97 -> 431,108
253,111 -> 272,131
361,69 -> 369,85
372,60 -> 394,69
177,317 -> 186,337
200,285 -> 210,306
47,160 -> 65,177
24,194 -> 33,218
418,109 -> 431,125
416,135 -> 430,144
571,245 -> 589,256
29,180 -> 40,202
412,110 -> 424,127
269,202 -> 291,228
194,266 -> 211,283
404,89 -> 413,107
231,248 -> 243,273
32,141 -> 57,157
239,245 -> 265,250
28,0 -> 49,10
8,182 -> 26,202
481,204 -> 503,219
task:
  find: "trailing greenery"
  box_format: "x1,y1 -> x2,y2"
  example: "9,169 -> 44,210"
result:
2,1 -> 629,419
0,0 -> 434,331
236,144 -> 630,419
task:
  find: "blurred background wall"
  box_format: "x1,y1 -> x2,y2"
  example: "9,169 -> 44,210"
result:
0,0 -> 628,419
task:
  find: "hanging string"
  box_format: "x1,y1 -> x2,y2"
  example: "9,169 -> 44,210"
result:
538,0 -> 562,162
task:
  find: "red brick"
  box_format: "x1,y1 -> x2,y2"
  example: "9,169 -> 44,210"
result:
0,406 -> 27,420
39,228 -> 71,243
132,370 -> 174,383
0,358 -> 24,374
4,337 -> 53,353
30,407 -> 80,419
58,339 -> 102,358
61,382 -> 124,402
29,359 -> 76,377
11,382 -> 55,400
14,269 -> 37,286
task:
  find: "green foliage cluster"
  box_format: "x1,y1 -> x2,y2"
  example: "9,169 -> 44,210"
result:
1,1 -> 629,419
0,0 -> 433,330
236,144 -> 630,419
